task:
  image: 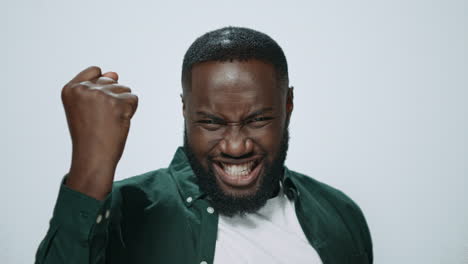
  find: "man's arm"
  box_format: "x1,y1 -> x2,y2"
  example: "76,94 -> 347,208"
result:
62,66 -> 138,200
35,66 -> 138,263
35,178 -> 113,264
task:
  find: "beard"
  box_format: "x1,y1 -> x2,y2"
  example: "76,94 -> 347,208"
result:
183,126 -> 290,217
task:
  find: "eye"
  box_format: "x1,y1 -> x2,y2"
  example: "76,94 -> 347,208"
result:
250,117 -> 272,122
198,120 -> 216,124
246,117 -> 274,128
197,119 -> 224,131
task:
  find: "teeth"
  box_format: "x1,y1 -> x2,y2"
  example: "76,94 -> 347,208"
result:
221,161 -> 255,177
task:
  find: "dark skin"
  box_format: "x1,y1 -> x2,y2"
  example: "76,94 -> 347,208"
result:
63,60 -> 292,201
183,59 -> 294,197
62,67 -> 138,200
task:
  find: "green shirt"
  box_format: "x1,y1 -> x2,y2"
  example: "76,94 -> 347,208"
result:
35,147 -> 373,264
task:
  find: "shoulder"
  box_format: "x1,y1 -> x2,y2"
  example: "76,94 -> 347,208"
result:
286,168 -> 361,212
114,168 -> 173,191
287,168 -> 373,261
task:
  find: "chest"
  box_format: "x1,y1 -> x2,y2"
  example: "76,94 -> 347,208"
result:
213,195 -> 323,264
108,196 -> 365,264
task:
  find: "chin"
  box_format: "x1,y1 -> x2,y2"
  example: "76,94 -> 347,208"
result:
214,177 -> 262,198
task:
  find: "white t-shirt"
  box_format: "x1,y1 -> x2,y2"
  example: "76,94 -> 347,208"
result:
213,186 -> 323,264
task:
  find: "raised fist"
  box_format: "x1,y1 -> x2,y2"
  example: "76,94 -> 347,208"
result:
61,66 -> 138,199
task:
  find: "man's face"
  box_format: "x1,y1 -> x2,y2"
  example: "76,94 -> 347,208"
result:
183,59 -> 293,216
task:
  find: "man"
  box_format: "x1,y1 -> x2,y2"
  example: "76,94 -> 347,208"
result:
36,26 -> 373,264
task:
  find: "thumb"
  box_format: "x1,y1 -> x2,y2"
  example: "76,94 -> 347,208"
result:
102,71 -> 119,81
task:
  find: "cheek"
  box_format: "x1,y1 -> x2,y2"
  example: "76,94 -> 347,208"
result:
187,125 -> 219,156
249,121 -> 285,154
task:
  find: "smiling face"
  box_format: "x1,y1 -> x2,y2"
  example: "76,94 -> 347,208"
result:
183,59 -> 293,216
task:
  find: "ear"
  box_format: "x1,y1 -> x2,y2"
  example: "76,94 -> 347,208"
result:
181,93 -> 187,119
286,86 -> 294,118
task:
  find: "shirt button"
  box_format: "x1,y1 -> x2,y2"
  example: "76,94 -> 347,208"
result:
186,196 -> 193,203
206,207 -> 214,214
80,211 -> 88,219
96,214 -> 103,224
200,261 -> 208,264
105,210 -> 110,219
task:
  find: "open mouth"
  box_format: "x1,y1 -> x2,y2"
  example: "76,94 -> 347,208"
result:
211,158 -> 263,188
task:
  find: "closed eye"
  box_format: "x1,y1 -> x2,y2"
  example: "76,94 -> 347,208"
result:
196,119 -> 225,131
246,116 -> 275,128
197,120 -> 220,124
248,117 -> 274,123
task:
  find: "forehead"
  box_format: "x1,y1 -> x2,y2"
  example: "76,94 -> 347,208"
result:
187,59 -> 282,115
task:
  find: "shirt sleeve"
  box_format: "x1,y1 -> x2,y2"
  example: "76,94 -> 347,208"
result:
35,176 -> 113,264
357,205 -> 373,264
347,199 -> 374,264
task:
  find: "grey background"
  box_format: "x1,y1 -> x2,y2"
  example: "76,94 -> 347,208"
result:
2,0 -> 467,263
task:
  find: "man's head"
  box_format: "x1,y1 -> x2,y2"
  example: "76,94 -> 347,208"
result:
181,26 -> 294,216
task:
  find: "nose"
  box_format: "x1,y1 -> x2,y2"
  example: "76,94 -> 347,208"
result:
218,125 -> 254,158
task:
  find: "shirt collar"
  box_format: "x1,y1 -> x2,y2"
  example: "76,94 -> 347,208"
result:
168,146 -> 205,207
281,166 -> 300,200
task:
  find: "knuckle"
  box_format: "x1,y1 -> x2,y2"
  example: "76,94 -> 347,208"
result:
87,87 -> 101,96
86,89 -> 108,102
78,81 -> 93,87
122,85 -> 132,93
74,84 -> 88,93
130,95 -> 139,105
121,105 -> 134,119
63,83 -> 84,98
107,96 -> 119,107
114,85 -> 131,93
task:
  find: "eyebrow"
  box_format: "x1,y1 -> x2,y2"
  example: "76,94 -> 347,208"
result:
195,107 -> 274,122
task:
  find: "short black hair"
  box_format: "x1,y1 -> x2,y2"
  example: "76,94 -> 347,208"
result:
181,26 -> 289,92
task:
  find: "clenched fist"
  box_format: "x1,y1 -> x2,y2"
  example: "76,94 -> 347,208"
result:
62,66 -> 138,200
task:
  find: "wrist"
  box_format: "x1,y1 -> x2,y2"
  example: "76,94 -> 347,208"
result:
66,162 -> 116,200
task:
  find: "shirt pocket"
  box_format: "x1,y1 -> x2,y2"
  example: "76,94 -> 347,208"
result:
348,252 -> 370,264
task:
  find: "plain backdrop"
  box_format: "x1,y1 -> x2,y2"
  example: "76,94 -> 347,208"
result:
2,0 -> 467,263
